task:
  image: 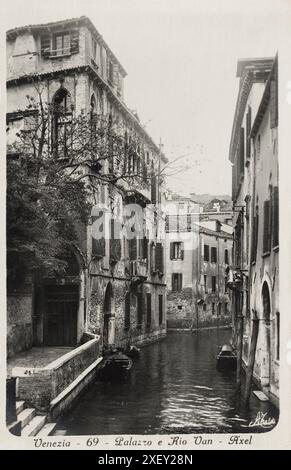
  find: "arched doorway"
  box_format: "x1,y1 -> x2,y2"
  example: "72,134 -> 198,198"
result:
262,281 -> 271,384
51,87 -> 72,159
103,283 -> 115,348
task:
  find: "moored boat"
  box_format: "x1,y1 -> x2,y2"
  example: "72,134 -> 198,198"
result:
97,350 -> 133,381
216,344 -> 237,371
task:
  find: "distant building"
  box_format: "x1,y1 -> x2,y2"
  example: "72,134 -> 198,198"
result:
228,56 -> 279,407
164,195 -> 232,329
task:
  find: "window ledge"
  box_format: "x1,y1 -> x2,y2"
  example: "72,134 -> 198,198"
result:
273,245 -> 279,252
262,251 -> 271,258
49,52 -> 72,59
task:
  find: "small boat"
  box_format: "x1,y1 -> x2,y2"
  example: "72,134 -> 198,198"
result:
124,345 -> 141,359
216,344 -> 237,371
98,350 -> 133,381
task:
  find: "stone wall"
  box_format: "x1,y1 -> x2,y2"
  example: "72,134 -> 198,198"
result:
13,336 -> 100,410
7,289 -> 33,358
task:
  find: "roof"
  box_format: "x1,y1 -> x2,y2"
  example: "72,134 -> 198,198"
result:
229,57 -> 274,163
251,55 -> 278,138
6,15 -> 127,77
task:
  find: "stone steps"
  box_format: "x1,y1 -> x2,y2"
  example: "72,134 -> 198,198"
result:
15,400 -> 56,436
22,415 -> 47,437
17,408 -> 36,429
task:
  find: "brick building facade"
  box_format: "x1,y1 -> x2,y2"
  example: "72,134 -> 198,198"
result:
6,16 -> 167,358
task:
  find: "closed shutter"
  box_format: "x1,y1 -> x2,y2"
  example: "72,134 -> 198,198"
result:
273,186 -> 279,246
246,107 -> 252,160
240,127 -> 245,174
41,35 -> 51,58
204,244 -> 209,261
124,293 -> 131,330
165,215 -> 169,233
128,238 -> 137,260
150,242 -> 156,272
172,273 -> 176,291
170,242 -> 174,260
151,175 -> 157,204
142,236 -> 148,260
263,200 -> 271,253
137,293 -> 144,327
180,242 -> 184,260
155,242 -> 164,273
146,293 -> 151,327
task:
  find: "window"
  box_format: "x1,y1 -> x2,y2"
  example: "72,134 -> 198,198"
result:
204,275 -> 208,293
137,293 -> 144,328
155,243 -> 164,274
53,32 -> 71,56
203,303 -> 206,312
218,303 -> 221,316
263,199 -> 271,254
224,303 -> 228,315
91,36 -> 97,62
272,186 -> 279,247
170,242 -> 184,260
204,244 -> 209,261
225,249 -> 229,264
51,88 -> 72,159
124,292 -> 131,331
172,273 -> 182,292
211,247 -> 217,263
146,293 -> 151,328
212,303 -> 215,315
159,295 -> 163,325
251,204 -> 259,263
212,276 -> 216,292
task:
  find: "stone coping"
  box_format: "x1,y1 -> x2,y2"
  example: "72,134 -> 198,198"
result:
11,334 -> 100,377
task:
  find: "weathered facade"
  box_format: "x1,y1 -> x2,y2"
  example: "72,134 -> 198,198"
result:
164,196 -> 232,329
228,56 -> 279,407
6,16 -> 167,419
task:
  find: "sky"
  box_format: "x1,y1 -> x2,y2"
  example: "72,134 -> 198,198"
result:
2,0 -> 290,196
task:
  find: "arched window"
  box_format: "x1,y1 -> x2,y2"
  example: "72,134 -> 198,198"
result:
52,87 -> 72,159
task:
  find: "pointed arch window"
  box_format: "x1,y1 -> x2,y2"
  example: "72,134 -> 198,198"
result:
52,87 -> 72,159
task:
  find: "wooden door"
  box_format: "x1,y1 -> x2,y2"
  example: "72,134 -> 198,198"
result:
44,285 -> 79,346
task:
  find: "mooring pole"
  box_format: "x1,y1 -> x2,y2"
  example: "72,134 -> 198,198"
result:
236,314 -> 244,386
244,313 -> 259,404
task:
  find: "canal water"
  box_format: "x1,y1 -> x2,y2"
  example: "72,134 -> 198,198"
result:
56,329 -> 278,435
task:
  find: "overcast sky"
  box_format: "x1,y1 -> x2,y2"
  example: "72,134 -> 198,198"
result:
3,0 -> 290,196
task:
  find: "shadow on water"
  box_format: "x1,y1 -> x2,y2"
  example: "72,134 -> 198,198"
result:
56,329 -> 279,435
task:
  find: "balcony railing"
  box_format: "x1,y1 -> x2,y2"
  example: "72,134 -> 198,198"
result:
130,260 -> 148,279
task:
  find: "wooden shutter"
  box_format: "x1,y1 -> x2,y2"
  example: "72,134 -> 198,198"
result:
155,242 -> 164,273
240,127 -> 245,174
124,293 -> 131,330
172,273 -> 176,291
70,30 -> 79,54
246,107 -> 252,160
273,186 -> 279,246
180,242 -> 184,260
142,236 -> 148,260
128,238 -> 137,260
151,175 -> 157,204
137,293 -> 144,327
170,242 -> 174,260
40,35 -> 51,58
150,242 -> 156,272
146,293 -> 151,327
204,244 -> 209,261
263,200 -> 271,253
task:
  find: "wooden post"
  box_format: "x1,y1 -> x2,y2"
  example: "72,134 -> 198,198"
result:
236,314 -> 244,386
244,315 -> 260,404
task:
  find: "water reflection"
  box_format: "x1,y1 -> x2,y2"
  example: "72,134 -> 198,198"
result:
56,329 -> 278,435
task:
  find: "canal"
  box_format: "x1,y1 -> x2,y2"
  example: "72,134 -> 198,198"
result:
55,329 -> 278,435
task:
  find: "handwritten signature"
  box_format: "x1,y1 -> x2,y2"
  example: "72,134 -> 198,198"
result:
249,411 -> 276,428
